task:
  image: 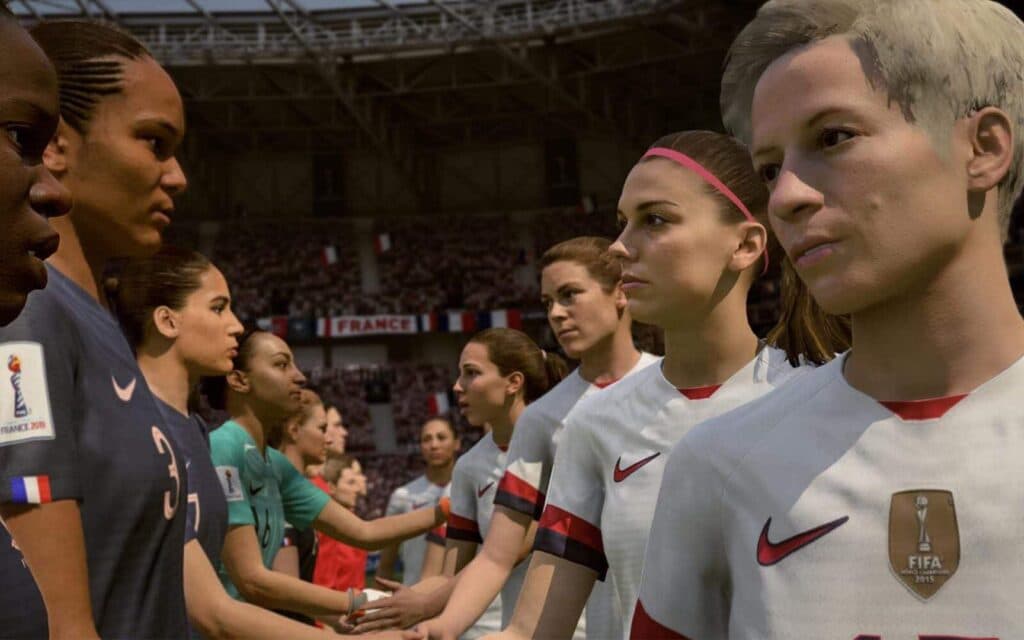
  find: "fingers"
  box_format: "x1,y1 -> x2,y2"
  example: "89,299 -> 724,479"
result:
375,577 -> 405,591
351,616 -> 402,633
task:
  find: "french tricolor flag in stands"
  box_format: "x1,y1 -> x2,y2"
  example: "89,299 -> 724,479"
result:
427,391 -> 451,416
418,313 -> 439,333
480,309 -> 522,330
317,317 -> 332,338
322,245 -> 339,267
374,233 -> 392,255
9,475 -> 52,504
446,311 -> 477,333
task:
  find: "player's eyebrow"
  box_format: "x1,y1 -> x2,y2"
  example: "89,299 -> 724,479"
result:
752,106 -> 850,160
616,200 -> 679,216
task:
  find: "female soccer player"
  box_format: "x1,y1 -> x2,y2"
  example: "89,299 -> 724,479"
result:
114,246 -> 350,639
274,389 -> 330,586
488,130 -> 847,640
362,329 -> 570,635
634,1 -> 1024,637
405,237 -> 659,640
0,8 -> 70,327
206,329 -> 449,622
377,417 -> 460,586
0,20 -> 191,638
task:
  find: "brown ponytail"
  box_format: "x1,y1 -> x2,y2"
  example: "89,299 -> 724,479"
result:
642,130 -> 849,365
764,259 -> 851,366
469,328 -> 568,403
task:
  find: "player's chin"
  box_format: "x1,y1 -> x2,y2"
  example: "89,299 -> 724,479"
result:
804,275 -> 873,317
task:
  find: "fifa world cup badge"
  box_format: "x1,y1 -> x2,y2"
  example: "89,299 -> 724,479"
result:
8,355 -> 29,418
888,489 -> 960,600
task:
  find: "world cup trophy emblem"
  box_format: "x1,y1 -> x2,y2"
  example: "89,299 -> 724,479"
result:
8,355 -> 28,418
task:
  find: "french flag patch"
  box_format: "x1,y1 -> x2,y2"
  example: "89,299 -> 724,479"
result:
9,475 -> 52,504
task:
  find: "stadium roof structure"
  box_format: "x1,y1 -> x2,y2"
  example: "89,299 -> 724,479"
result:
17,0 -> 758,209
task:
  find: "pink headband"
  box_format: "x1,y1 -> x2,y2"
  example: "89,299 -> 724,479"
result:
642,146 -> 768,273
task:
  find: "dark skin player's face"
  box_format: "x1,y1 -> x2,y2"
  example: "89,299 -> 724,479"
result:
0,20 -> 72,325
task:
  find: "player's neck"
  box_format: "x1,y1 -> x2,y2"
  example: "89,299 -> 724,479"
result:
578,321 -> 641,385
425,461 -> 454,486
231,409 -> 267,452
490,398 -> 524,448
846,248 -> 1024,400
280,444 -> 304,472
306,463 -> 324,479
137,348 -> 192,416
660,291 -> 759,389
47,214 -> 111,306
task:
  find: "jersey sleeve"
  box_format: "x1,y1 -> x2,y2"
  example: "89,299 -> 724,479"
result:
0,294 -> 81,505
426,524 -> 446,545
629,439 -> 727,640
385,486 -> 408,517
208,428 -> 256,528
534,412 -> 608,579
494,405 -> 552,520
446,456 -> 481,544
273,450 -> 330,531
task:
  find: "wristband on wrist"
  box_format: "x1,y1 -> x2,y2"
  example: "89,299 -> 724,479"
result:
346,587 -> 368,618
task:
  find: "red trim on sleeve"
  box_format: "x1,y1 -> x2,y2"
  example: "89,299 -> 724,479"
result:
495,471 -> 547,520
677,384 -> 722,400
879,394 -> 967,420
497,472 -> 544,505
538,504 -> 604,554
630,600 -> 692,639
446,513 -> 483,543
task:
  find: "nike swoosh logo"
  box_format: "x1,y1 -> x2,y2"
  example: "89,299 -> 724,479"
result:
249,481 -> 264,495
477,482 -> 494,498
112,376 -> 136,402
756,515 -> 849,566
613,452 -> 660,483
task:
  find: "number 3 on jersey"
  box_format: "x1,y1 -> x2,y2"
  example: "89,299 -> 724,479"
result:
151,426 -> 181,520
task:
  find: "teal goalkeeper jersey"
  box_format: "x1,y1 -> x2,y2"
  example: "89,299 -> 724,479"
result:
209,420 -> 330,599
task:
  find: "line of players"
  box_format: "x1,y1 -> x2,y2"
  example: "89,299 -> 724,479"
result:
2,0 -> 1023,638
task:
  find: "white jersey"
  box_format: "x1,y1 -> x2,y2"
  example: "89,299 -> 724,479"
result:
496,352 -> 658,640
448,433 -> 520,631
385,475 -> 449,585
633,352 -> 1024,639
537,347 -> 803,637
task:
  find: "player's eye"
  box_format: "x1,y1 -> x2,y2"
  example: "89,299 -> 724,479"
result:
757,164 -> 780,185
820,128 -> 854,148
645,213 -> 667,227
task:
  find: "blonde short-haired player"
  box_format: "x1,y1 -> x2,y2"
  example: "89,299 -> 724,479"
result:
633,1 -> 1024,638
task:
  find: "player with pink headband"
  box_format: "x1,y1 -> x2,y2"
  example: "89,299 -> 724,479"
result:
472,130 -> 849,640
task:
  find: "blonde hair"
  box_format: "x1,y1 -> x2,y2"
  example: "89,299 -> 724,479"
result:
721,0 -> 1024,235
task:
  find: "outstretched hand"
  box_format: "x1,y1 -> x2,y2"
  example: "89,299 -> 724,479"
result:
349,578 -> 438,633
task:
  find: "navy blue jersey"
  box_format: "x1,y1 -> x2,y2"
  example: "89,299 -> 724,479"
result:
0,266 -> 189,639
156,398 -> 228,563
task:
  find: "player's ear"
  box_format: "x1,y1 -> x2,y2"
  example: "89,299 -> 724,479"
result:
614,281 -> 628,313
43,120 -> 77,178
729,221 -> 768,274
226,369 -> 249,394
505,371 -> 525,397
965,106 -> 1013,193
152,306 -> 180,340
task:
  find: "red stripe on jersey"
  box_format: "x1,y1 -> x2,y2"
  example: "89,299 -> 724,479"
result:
495,472 -> 546,520
879,394 -> 967,420
37,476 -> 52,503
593,377 -> 620,389
630,600 -> 692,639
538,504 -> 604,554
446,513 -> 483,543
677,384 -> 722,400
497,472 -> 544,506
